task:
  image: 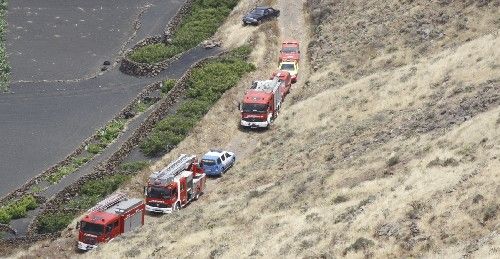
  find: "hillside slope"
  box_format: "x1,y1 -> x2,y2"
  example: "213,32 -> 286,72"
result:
12,0 -> 499,258
90,0 -> 498,257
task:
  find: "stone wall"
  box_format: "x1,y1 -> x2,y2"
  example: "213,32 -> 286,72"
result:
119,0 -> 196,77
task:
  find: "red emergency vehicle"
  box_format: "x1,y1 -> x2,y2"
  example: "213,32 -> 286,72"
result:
77,193 -> 145,251
279,40 -> 300,62
145,154 -> 206,213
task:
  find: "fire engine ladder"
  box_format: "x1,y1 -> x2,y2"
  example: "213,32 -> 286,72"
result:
88,192 -> 127,212
154,154 -> 196,180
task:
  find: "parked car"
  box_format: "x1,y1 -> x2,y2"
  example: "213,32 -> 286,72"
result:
242,6 -> 280,26
278,61 -> 299,83
201,149 -> 236,176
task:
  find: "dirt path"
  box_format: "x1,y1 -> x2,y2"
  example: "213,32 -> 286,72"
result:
277,0 -> 310,88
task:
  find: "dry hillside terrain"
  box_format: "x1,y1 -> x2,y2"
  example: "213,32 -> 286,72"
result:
11,0 -> 499,258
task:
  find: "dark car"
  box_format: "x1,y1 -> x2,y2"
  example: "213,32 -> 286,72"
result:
242,6 -> 280,26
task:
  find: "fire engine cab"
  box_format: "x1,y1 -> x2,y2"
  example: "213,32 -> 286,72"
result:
145,154 -> 206,214
77,192 -> 145,251
279,40 -> 300,62
240,77 -> 283,128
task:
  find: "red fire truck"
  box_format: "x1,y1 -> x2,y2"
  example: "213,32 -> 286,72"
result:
279,40 -> 300,62
270,70 -> 292,99
76,192 -> 145,251
239,77 -> 283,128
145,154 -> 206,213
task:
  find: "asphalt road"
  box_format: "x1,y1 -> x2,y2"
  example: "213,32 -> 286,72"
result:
0,0 -> 213,197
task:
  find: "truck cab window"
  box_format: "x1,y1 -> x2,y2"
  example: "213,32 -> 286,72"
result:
221,155 -> 225,161
217,158 -> 222,164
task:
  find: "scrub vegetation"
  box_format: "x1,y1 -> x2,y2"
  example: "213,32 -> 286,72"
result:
0,195 -> 37,224
128,0 -> 240,64
161,79 -> 176,95
36,212 -> 75,234
140,45 -> 255,156
45,156 -> 91,184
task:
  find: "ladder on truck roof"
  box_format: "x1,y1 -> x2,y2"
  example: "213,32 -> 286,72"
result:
149,154 -> 196,186
88,192 -> 127,212
251,77 -> 281,92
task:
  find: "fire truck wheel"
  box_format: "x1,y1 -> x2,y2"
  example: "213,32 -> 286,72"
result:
174,202 -> 180,211
195,193 -> 200,200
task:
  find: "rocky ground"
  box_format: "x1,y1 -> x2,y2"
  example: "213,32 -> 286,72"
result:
9,0 -> 499,258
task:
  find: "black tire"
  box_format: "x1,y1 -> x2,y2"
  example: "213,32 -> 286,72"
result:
174,202 -> 180,211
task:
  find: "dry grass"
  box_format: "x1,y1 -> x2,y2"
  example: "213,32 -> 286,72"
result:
10,0 -> 500,258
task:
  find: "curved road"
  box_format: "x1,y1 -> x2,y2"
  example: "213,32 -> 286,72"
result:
0,0 -> 213,197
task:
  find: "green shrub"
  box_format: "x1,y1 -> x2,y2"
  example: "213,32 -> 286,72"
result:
155,115 -> 197,135
6,204 -> 27,219
140,46 -> 254,157
81,174 -> 131,198
66,174 -> 131,211
87,143 -> 105,154
45,164 -> 77,184
140,130 -> 183,156
72,156 -> 91,167
0,195 -> 38,223
100,120 -> 125,144
37,212 -> 75,234
120,161 -> 150,173
19,195 -> 37,210
0,209 -> 11,224
177,100 -> 212,119
45,156 -> 91,184
162,79 -> 176,94
129,43 -> 183,64
128,0 -> 239,64
133,100 -> 154,113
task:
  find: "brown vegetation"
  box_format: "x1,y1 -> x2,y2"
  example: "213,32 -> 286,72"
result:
10,0 -> 499,258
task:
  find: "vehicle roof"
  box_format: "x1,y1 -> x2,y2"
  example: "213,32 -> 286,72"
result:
82,211 -> 117,225
280,61 -> 297,65
282,40 -> 299,45
273,70 -> 291,77
244,90 -> 272,104
105,198 -> 142,215
203,151 -> 224,158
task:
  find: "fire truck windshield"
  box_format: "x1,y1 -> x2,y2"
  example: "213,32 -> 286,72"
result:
280,63 -> 295,71
242,103 -> 268,113
81,221 -> 104,235
147,186 -> 172,199
282,47 -> 298,53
